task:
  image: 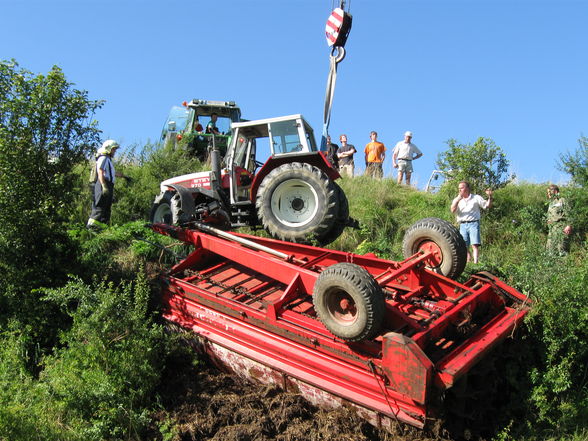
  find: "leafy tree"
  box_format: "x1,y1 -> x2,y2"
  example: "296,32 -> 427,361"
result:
436,137 -> 511,193
0,60 -> 102,345
558,135 -> 588,188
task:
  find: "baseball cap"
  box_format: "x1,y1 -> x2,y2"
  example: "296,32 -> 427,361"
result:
405,131 -> 413,137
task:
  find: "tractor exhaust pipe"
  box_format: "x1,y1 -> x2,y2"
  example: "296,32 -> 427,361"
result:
210,135 -> 221,192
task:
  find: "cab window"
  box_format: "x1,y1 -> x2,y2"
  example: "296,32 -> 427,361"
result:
270,120 -> 304,154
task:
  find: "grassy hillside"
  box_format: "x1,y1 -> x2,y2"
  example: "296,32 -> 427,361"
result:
1,152 -> 587,440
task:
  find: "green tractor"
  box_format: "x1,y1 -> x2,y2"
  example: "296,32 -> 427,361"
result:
161,98 -> 242,161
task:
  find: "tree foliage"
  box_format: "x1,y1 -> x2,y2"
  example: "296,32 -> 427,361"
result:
0,60 -> 102,293
436,137 -> 511,193
0,60 -> 104,354
558,135 -> 588,188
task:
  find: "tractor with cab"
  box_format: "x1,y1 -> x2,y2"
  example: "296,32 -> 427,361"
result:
161,98 -> 242,161
150,114 -> 349,245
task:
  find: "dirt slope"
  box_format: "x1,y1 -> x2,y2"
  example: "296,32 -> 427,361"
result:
154,352 -> 452,441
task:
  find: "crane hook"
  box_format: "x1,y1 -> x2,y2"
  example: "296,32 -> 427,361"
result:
330,46 -> 346,64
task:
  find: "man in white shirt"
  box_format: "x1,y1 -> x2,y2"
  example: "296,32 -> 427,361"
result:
450,181 -> 493,264
392,131 -> 423,186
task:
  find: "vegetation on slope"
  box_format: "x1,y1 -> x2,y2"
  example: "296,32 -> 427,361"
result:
1,60 -> 587,441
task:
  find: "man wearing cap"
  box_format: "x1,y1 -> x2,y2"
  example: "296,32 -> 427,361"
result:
392,131 -> 423,186
87,140 -> 122,230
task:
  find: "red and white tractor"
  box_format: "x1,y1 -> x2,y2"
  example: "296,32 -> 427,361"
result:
150,114 -> 350,245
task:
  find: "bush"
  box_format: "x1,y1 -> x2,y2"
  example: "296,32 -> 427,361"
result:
437,137 -> 512,193
37,274 -> 170,441
112,142 -> 206,225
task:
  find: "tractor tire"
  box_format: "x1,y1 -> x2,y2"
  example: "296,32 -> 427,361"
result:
150,190 -> 175,224
313,263 -> 385,342
402,217 -> 467,280
316,182 -> 349,246
256,163 -> 338,244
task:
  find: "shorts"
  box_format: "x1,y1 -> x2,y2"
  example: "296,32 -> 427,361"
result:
459,221 -> 481,247
397,159 -> 413,173
365,162 -> 383,179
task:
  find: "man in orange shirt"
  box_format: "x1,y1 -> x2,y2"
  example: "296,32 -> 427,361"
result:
364,131 -> 386,179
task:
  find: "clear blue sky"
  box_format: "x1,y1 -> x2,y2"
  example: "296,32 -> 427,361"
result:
2,0 -> 586,188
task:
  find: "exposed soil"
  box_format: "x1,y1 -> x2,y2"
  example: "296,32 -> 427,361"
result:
153,348 -> 454,441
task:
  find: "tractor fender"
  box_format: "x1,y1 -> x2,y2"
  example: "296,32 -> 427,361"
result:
168,184 -> 198,224
169,183 -> 231,225
250,151 -> 340,202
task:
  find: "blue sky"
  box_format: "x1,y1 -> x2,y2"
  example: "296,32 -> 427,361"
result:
2,0 -> 586,188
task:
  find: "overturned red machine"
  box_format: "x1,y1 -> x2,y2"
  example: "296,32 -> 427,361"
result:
151,220 -> 530,430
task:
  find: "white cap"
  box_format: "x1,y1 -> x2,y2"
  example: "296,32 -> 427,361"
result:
98,139 -> 120,155
405,131 -> 413,137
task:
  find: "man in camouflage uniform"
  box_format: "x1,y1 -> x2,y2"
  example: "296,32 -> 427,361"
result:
546,184 -> 572,255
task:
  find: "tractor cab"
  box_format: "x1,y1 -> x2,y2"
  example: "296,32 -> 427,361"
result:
161,99 -> 242,159
224,115 -> 326,205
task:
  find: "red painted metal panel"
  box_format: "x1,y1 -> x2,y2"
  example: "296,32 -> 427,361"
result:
164,294 -> 427,427
151,224 -> 531,430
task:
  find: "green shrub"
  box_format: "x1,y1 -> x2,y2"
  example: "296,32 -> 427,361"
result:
67,220 -> 178,282
38,274 -> 170,441
111,142 -> 206,225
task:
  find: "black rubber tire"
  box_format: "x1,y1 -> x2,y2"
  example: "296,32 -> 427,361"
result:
150,190 -> 174,224
402,217 -> 467,280
316,182 -> 349,246
256,163 -> 338,243
313,263 -> 385,342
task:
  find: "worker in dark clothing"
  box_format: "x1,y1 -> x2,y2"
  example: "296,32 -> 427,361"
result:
325,135 -> 339,169
206,113 -> 221,135
87,140 -> 121,230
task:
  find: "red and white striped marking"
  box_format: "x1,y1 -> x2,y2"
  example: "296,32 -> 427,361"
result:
325,8 -> 344,46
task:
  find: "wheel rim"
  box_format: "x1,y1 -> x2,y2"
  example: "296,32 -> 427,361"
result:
270,179 -> 319,227
416,239 -> 443,267
152,203 -> 172,224
325,288 -> 358,325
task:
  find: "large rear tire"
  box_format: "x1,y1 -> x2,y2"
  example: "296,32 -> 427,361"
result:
313,263 -> 385,342
256,163 -> 338,244
316,182 -> 349,246
402,217 -> 467,280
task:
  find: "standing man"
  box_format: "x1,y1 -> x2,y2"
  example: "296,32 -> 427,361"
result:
546,184 -> 572,256
450,181 -> 493,264
392,131 -> 423,186
325,135 -> 339,169
364,131 -> 386,179
87,140 -> 121,230
337,134 -> 356,177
